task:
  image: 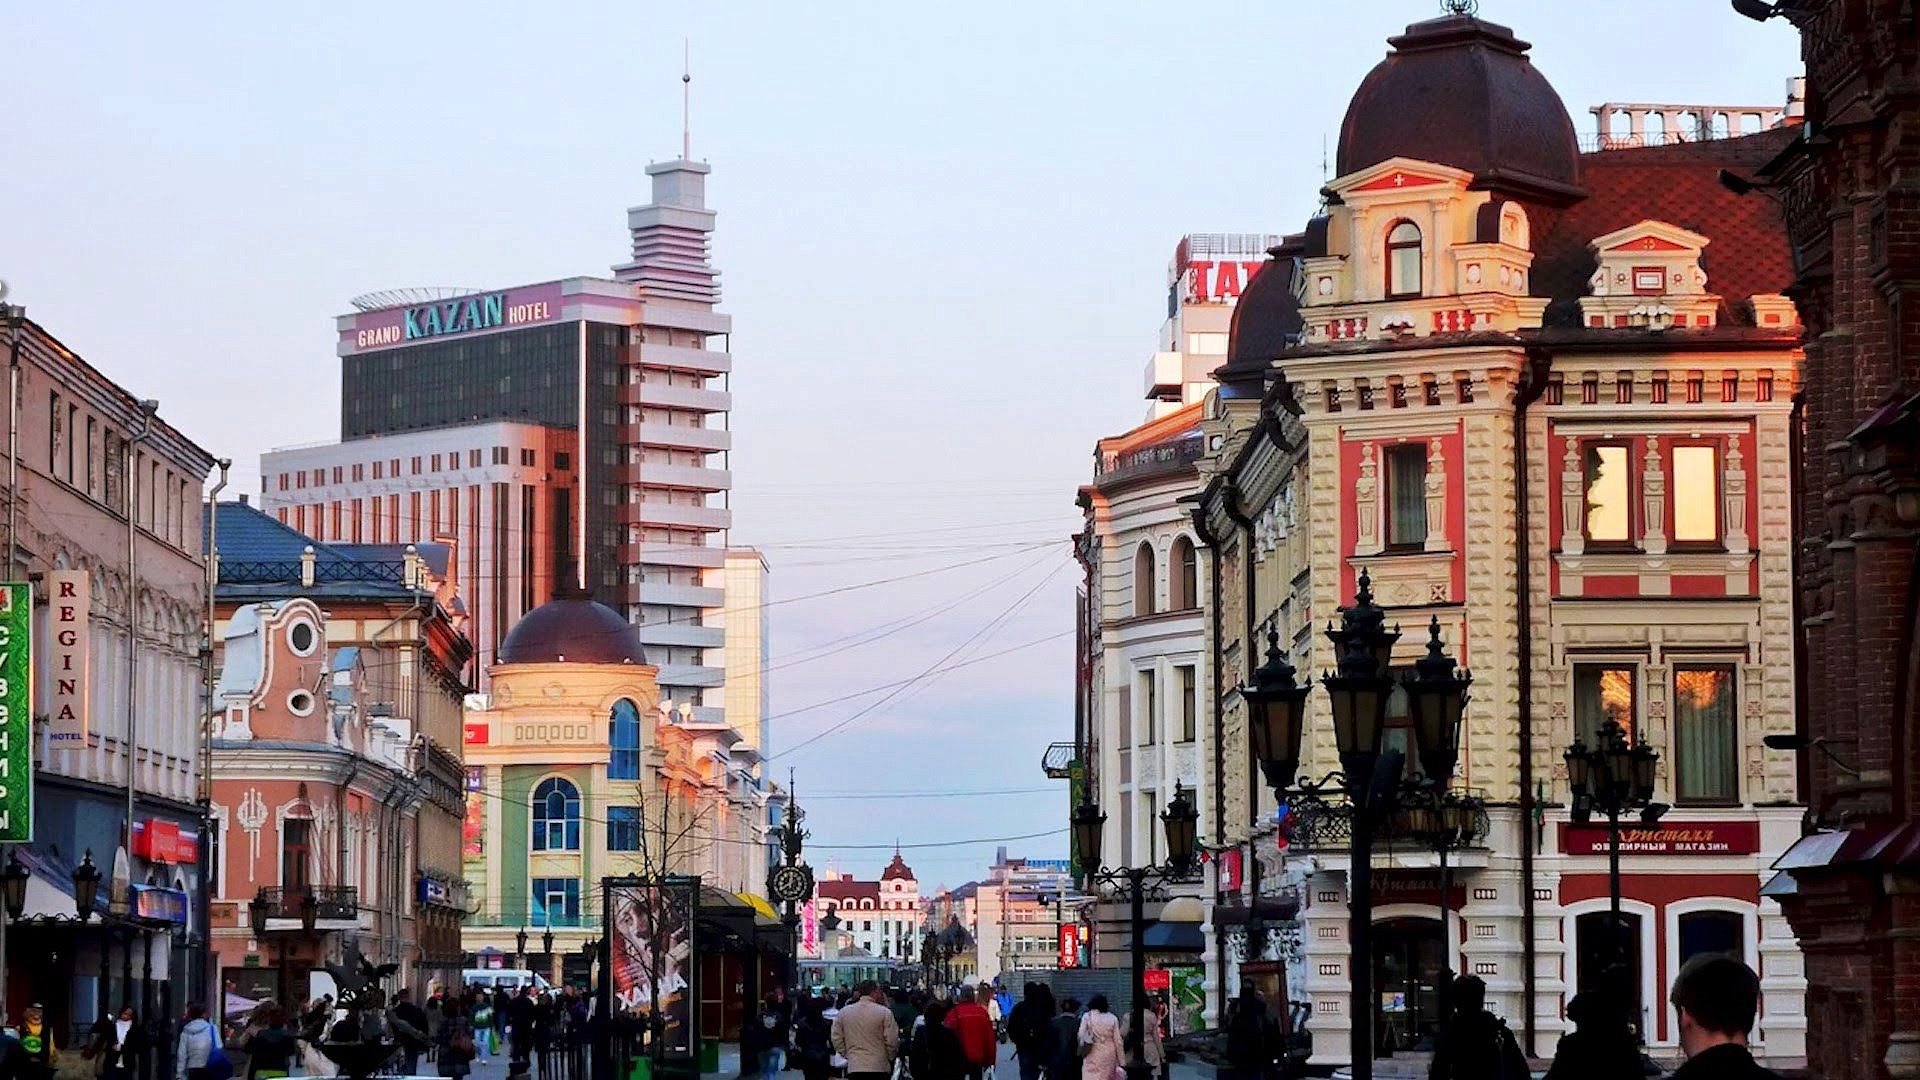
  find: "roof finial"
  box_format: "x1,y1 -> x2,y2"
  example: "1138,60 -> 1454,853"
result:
681,40 -> 692,161
1441,0 -> 1479,15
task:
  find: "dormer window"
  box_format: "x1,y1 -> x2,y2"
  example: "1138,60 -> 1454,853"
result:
1387,221 -> 1423,298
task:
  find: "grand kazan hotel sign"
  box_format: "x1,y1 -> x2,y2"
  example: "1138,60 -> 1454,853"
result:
349,282 -> 562,350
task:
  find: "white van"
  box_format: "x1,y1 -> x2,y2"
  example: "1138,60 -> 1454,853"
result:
458,968 -> 551,992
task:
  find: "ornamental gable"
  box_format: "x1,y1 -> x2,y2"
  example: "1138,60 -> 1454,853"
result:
1580,219 -> 1720,330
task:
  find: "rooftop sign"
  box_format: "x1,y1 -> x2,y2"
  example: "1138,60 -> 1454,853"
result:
342,282 -> 565,352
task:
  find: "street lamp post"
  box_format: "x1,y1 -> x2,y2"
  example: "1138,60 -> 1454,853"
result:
1565,719 -> 1664,1017
1072,785 -> 1202,1080
1240,579 -> 1472,1080
515,927 -> 529,970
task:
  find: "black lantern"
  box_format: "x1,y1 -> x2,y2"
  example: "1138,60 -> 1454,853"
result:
1242,630 -> 1311,791
1072,801 -> 1107,877
516,927 -> 529,959
1630,741 -> 1658,804
1404,617 -> 1472,785
300,888 -> 319,933
248,894 -> 270,937
923,930 -> 939,964
1564,737 -> 1593,797
73,850 -> 100,921
543,929 -> 555,957
3,851 -> 28,921
1162,785 -> 1199,872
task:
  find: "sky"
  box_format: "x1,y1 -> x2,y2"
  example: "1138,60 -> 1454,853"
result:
2,1 -> 1801,885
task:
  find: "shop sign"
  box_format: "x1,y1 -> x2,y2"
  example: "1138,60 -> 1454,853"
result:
1185,260 -> 1267,304
1558,820 -> 1760,855
419,876 -> 452,906
1218,849 -> 1243,894
47,569 -> 88,744
1058,923 -> 1081,969
1142,968 -> 1171,992
133,884 -> 189,923
132,819 -> 197,863
462,767 -> 486,860
0,582 -> 32,842
1370,870 -> 1466,909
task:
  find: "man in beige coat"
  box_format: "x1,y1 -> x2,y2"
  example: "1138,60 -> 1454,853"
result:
830,981 -> 901,1080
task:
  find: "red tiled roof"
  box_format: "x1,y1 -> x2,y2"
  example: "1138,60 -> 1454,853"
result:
1530,129 -> 1797,328
816,878 -> 880,902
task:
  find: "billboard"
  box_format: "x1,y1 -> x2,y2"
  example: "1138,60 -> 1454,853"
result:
0,582 -> 31,842
605,876 -> 698,1060
463,768 -> 486,860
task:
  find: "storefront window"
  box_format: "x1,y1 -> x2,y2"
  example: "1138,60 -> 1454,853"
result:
1674,666 -> 1738,803
1574,664 -> 1636,744
1677,910 -> 1744,967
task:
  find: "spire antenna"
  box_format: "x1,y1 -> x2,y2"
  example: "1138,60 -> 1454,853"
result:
681,40 -> 692,161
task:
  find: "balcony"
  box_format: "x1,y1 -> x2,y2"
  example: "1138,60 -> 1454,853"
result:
1093,434 -> 1205,490
620,381 -> 731,413
634,581 -> 726,609
636,621 -> 727,649
636,463 -> 732,493
638,342 -> 733,375
656,663 -> 726,689
636,542 -> 728,569
621,501 -> 732,531
254,886 -> 362,932
626,422 -> 731,453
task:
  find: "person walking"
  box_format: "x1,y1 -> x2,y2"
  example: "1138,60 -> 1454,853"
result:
831,981 -> 901,1080
174,1004 -> 219,1080
390,988 -> 432,1076
435,996 -> 478,1080
1427,975 -> 1528,1080
750,992 -> 793,1080
1006,984 -> 1055,1080
1117,1002 -> 1163,1080
793,997 -> 835,1080
1223,991 -> 1273,1080
242,1007 -> 298,1080
17,1003 -> 57,1080
91,1006 -> 146,1080
1669,956 -> 1781,1079
1046,999 -> 1081,1080
1075,997 -> 1121,1080
1544,990 -> 1647,1080
943,987 -> 995,1080
909,1003 -> 966,1080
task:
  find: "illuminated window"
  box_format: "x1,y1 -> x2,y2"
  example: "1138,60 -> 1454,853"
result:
1674,665 -> 1737,803
1672,445 -> 1720,543
1386,222 -> 1423,298
1583,443 -> 1632,543
1386,443 -> 1429,548
1573,664 -> 1636,744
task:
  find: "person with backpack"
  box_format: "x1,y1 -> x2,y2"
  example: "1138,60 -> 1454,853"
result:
435,995 -> 478,1080
1427,976 -> 1529,1080
174,1003 -> 224,1080
1005,984 -> 1055,1080
242,1006 -> 298,1080
1045,999 -> 1080,1080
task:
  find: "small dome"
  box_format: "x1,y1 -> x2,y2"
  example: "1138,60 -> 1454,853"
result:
498,595 -> 647,666
1337,14 -> 1583,205
881,852 -> 915,881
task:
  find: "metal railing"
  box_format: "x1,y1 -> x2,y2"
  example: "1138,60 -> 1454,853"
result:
220,558 -> 408,585
1095,435 -> 1206,483
256,885 -> 359,921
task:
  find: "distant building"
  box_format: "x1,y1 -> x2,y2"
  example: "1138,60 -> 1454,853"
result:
806,854 -> 922,962
721,548 -> 770,764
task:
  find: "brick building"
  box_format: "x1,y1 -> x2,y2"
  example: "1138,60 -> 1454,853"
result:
1745,3 -> 1920,1078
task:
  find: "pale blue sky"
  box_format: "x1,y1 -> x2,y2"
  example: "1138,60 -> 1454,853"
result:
3,1 -> 1800,882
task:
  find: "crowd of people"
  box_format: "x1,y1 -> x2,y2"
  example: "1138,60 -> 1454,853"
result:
742,981 -> 1174,1080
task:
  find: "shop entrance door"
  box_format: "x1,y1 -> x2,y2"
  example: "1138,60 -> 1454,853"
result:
1575,910 -> 1644,1037
1372,917 -> 1443,1054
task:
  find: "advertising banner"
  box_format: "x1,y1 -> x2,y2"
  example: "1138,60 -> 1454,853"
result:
46,569 -> 88,744
1168,966 -> 1206,1036
1058,923 -> 1082,969
605,876 -> 697,1060
463,768 -> 486,860
0,582 -> 32,843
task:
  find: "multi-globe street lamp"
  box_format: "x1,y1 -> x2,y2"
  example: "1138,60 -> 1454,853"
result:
1239,574 -> 1472,1080
1071,784 -> 1202,1080
1564,717 -> 1665,1021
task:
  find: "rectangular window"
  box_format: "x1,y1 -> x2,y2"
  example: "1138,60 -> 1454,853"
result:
1573,664 -> 1637,745
85,416 -> 97,497
607,807 -> 642,852
1674,665 -> 1738,804
48,392 -> 62,475
281,818 -> 312,892
1145,792 -> 1159,866
410,456 -> 422,474
1139,670 -> 1157,745
1177,665 -> 1197,743
531,877 -> 581,927
352,463 -> 364,482
555,451 -> 572,471
1672,445 -> 1720,543
470,449 -> 481,468
430,454 -> 441,472
373,461 -> 384,480
521,448 -> 537,467
1582,443 -> 1632,543
1385,443 -> 1429,548
332,466 -> 343,484
1381,667 -> 1417,778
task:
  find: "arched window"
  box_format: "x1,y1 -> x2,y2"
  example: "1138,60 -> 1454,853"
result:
609,699 -> 643,780
1170,537 -> 1198,611
1133,543 -> 1156,616
532,777 -> 581,851
1386,222 -> 1423,298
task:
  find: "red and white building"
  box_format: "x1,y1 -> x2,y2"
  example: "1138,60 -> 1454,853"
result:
1197,10 -> 1808,1069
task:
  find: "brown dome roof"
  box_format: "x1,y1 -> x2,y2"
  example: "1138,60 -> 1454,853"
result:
1337,14 -> 1584,206
881,852 -> 916,881
498,595 -> 648,666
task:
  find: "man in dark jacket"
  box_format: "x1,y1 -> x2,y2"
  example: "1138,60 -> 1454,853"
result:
1428,976 -> 1529,1080
391,989 -> 433,1075
1670,956 -> 1780,1079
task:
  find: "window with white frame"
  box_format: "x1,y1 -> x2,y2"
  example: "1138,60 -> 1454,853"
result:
1574,663 -> 1637,745
532,777 -> 581,851
1673,665 -> 1738,803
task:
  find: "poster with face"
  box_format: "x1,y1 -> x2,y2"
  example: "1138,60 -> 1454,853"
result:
463,768 -> 486,860
608,879 -> 696,1059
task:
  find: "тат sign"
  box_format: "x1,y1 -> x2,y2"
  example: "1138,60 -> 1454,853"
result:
0,582 -> 32,842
